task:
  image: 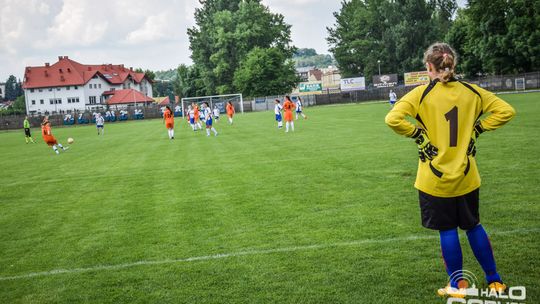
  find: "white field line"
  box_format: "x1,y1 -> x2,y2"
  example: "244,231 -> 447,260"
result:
1,227 -> 538,282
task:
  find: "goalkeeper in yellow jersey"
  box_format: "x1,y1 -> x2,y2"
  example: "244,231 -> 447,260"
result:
385,42 -> 515,297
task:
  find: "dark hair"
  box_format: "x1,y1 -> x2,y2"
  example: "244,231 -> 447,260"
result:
424,42 -> 457,83
165,105 -> 172,113
275,99 -> 280,103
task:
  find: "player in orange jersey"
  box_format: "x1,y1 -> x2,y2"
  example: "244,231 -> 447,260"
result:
192,102 -> 202,130
41,116 -> 68,154
226,101 -> 235,125
282,96 -> 295,132
163,105 -> 175,139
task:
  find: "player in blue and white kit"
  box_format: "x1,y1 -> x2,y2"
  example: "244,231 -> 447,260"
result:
274,99 -> 283,128
202,102 -> 218,137
389,89 -> 397,107
295,96 -> 307,120
213,105 -> 220,123
96,113 -> 105,135
187,106 -> 196,131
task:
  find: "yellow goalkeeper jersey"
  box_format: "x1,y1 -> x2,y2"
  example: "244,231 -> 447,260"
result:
385,79 -> 515,197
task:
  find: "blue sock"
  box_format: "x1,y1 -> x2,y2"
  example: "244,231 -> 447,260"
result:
439,228 -> 463,288
466,224 -> 501,284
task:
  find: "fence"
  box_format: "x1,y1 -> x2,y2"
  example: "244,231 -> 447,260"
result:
0,105 -> 166,131
2,72 -> 539,130
245,71 -> 540,111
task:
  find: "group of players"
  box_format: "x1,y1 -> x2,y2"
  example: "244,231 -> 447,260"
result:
25,95 -> 308,154
163,100 -> 236,139
274,96 -> 307,132
22,41 -> 518,300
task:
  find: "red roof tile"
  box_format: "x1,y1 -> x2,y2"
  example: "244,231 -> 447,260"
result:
107,89 -> 154,105
23,56 -> 150,89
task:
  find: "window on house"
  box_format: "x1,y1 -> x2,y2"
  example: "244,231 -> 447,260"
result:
48,88 -> 52,92
40,99 -> 44,104
98,84 -> 101,89
31,100 -> 36,105
57,87 -> 61,91
50,99 -> 54,105
57,98 -> 62,104
74,86 -> 78,90
66,86 -> 70,90
30,89 -> 35,93
89,96 -> 97,104
39,89 -> 43,92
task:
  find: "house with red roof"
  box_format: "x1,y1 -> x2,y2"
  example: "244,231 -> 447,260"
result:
22,56 -> 153,115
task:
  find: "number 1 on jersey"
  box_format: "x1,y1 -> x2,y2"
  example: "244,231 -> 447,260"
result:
445,106 -> 458,147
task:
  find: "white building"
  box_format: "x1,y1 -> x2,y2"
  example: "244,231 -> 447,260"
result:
22,56 -> 153,115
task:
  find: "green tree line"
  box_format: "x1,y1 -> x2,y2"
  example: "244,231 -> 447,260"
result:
328,0 -> 539,81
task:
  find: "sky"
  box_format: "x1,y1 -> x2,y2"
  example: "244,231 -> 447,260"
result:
0,0 -> 344,80
0,0 -> 467,81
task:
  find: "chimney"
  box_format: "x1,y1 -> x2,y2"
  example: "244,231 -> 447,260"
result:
26,67 -> 31,73
64,56 -> 69,59
45,63 -> 50,67
129,67 -> 133,71
58,56 -> 63,61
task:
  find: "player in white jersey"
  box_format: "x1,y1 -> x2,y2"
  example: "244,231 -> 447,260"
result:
295,97 -> 307,120
213,105 -> 220,123
389,89 -> 397,107
96,113 -> 105,135
187,106 -> 196,131
202,102 -> 218,136
274,99 -> 283,128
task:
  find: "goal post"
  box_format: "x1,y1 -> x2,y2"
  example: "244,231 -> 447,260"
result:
180,93 -> 243,117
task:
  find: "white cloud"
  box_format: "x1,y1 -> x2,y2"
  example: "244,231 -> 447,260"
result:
0,0 -> 340,80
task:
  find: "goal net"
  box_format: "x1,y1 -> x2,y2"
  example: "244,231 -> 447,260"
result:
181,93 -> 243,117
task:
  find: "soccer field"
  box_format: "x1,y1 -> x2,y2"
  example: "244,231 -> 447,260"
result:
1,93 -> 539,303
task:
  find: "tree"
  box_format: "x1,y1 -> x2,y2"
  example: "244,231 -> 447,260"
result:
4,75 -> 19,101
327,0 -> 454,81
188,0 -> 297,95
446,0 -> 539,76
233,47 -> 300,97
174,64 -> 207,99
12,95 -> 26,114
293,48 -> 337,68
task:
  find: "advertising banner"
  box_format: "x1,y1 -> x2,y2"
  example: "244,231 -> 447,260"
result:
298,82 -> 323,95
404,71 -> 430,86
340,77 -> 366,91
373,74 -> 398,88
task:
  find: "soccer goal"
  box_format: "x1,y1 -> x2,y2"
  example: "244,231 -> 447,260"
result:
181,93 -> 243,117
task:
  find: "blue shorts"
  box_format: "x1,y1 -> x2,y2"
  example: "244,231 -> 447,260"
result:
390,100 -> 396,105
97,125 -> 104,128
275,114 -> 282,122
296,109 -> 302,113
189,118 -> 195,124
206,118 -> 213,127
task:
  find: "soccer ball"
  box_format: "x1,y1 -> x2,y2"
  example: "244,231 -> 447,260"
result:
67,138 -> 74,144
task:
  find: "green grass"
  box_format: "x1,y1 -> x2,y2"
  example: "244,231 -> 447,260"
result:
1,93 -> 539,303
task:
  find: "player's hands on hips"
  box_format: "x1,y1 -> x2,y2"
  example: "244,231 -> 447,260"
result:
467,121 -> 485,157
413,128 -> 438,162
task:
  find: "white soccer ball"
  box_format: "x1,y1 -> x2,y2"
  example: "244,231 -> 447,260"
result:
67,137 -> 74,144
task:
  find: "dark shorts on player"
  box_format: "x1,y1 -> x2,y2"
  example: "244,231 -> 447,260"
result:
97,125 -> 104,128
419,188 -> 480,231
24,128 -> 31,137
